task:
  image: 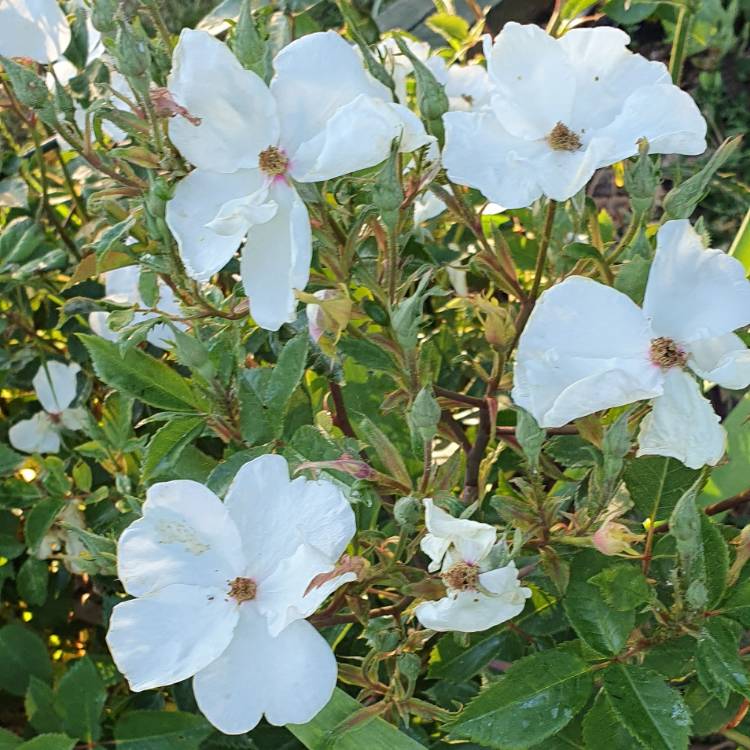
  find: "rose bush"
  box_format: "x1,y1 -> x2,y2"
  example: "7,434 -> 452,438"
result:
1,1 -> 750,749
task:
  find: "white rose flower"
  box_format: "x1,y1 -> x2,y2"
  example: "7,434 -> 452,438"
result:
165,29 -> 431,331
415,499 -> 531,633
88,264 -> 185,350
442,23 -> 707,208
0,0 -> 71,64
9,362 -> 86,454
106,454 -> 357,734
513,219 -> 750,469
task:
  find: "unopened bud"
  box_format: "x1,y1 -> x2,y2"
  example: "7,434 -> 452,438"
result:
592,520 -> 643,556
623,138 -> 657,216
296,454 -> 376,481
115,23 -> 151,83
91,0 -> 118,34
394,496 -> 422,528
150,87 -> 201,125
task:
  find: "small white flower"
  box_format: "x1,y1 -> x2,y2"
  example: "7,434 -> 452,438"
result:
165,30 -> 431,331
106,455 -> 357,734
442,24 -> 707,208
88,265 -> 185,349
415,499 -> 531,633
0,0 -> 71,64
37,502 -> 88,574
513,220 -> 750,469
9,362 -> 86,454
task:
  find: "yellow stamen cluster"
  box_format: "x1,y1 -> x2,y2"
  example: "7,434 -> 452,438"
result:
649,337 -> 687,369
259,146 -> 288,176
547,122 -> 582,152
441,562 -> 480,592
228,576 -> 257,602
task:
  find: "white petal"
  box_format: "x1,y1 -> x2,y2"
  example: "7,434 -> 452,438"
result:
512,276 -> 662,427
637,369 -> 726,469
272,30 -> 391,159
414,191 -> 446,224
688,334 -> 750,390
206,185 -> 277,237
486,23 -> 575,139
33,361 -> 80,414
421,499 -> 496,571
0,0 -> 71,63
166,168 -> 268,281
415,564 -> 531,633
643,220 -> 750,343
558,27 -> 669,131
258,543 -> 356,635
445,63 -> 492,112
595,84 -> 706,164
117,480 -> 245,597
146,283 -> 186,350
225,454 -> 355,583
533,137 -> 614,202
167,29 -> 278,172
59,407 -> 87,431
88,311 -> 118,342
8,413 -> 60,454
101,265 -> 141,304
106,584 -> 239,691
194,605 -> 336,733
289,96 -> 427,183
442,111 -> 543,209
240,182 -> 312,330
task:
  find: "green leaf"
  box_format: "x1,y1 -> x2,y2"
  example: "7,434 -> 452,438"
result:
0,511 -> 24,559
701,395 -> 750,506
614,255 -> 651,305
0,727 -> 21,749
25,676 -> 62,734
79,334 -> 204,412
114,710 -> 213,750
720,577 -> 750,626
0,623 -> 52,696
695,616 -> 750,699
603,664 -> 691,750
337,337 -> 398,374
515,408 -> 545,470
265,334 -> 309,411
17,557 -> 49,607
355,415 -> 412,490
288,688 -> 426,749
699,514 -> 729,608
54,656 -> 106,742
563,551 -> 635,655
206,447 -> 271,497
142,416 -> 205,483
588,563 -> 651,612
0,443 -> 23,475
663,135 -> 743,219
448,648 -> 593,750
623,456 -> 700,520
426,13 -> 470,43
685,682 -> 744,736
582,690 -> 641,749
24,499 -> 65,553
17,737 -> 75,750
428,629 -> 523,684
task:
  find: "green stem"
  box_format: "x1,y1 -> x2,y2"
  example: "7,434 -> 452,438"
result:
724,730 -> 750,749
607,210 -> 643,264
668,4 -> 694,86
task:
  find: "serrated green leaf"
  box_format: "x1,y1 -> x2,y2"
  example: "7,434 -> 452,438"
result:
54,656 -> 106,742
0,443 -> 23,475
0,624 -> 52,696
17,736 -> 76,750
719,577 -> 750,626
265,334 -> 308,410
24,499 -> 65,553
695,616 -> 750,699
114,710 -> 213,750
25,677 -> 62,734
0,727 -> 21,750
17,557 -> 48,607
603,664 -> 691,750
685,682 -> 744,736
582,690 -> 641,749
142,416 -> 204,483
336,338 -> 397,373
288,688 -> 426,749
448,648 -> 593,750
623,456 -> 700,520
79,334 -> 204,412
563,551 -> 634,655
355,415 -> 412,490
588,563 -> 651,612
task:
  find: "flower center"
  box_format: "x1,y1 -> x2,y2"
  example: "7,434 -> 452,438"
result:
441,561 -> 480,592
649,337 -> 687,369
258,146 -> 288,177
547,122 -> 582,152
228,576 -> 257,602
